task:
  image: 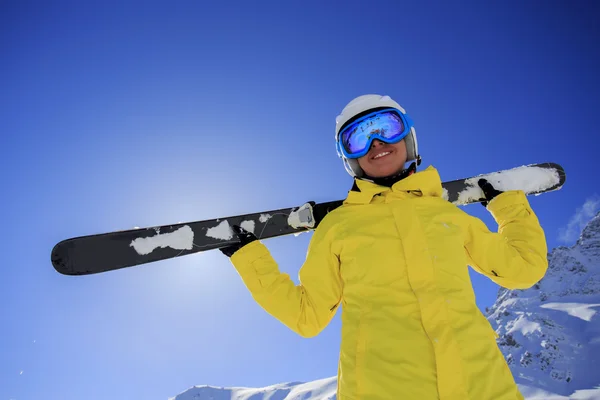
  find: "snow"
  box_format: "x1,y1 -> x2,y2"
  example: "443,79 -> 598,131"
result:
456,164 -> 561,205
169,377 -> 337,400
206,220 -> 233,240
129,225 -> 194,255
170,378 -> 600,400
205,219 -> 257,241
486,212 -> 600,399
517,384 -> 569,399
204,219 -> 257,241
570,387 -> 600,400
259,214 -> 272,223
288,203 -> 315,229
240,220 -> 256,234
507,314 -> 542,335
540,303 -> 600,322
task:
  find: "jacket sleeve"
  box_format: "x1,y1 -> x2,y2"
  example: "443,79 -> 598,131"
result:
463,190 -> 548,289
229,217 -> 343,338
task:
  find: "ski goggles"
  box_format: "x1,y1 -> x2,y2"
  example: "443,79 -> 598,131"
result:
336,108 -> 413,159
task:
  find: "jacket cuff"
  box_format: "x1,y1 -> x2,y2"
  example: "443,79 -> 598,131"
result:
230,240 -> 269,269
487,190 -> 526,210
486,190 -> 531,223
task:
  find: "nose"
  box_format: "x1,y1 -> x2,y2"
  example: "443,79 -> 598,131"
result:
370,139 -> 385,148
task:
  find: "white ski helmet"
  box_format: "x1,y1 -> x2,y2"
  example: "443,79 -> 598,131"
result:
335,94 -> 419,178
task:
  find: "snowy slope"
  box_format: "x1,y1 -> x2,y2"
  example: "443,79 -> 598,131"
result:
169,377 -> 337,400
171,213 -> 600,400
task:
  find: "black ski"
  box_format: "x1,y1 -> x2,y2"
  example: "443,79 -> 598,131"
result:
51,162 -> 566,276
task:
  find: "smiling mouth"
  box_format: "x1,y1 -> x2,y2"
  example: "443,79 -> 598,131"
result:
372,151 -> 392,160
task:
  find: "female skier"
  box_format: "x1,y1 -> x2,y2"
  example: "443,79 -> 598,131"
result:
220,94 -> 548,400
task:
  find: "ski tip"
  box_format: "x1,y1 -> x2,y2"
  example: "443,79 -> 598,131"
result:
543,162 -> 567,190
519,162 -> 566,194
51,240 -> 81,276
51,242 -> 69,275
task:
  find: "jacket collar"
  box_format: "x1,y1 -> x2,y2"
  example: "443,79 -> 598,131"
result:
344,165 -> 444,205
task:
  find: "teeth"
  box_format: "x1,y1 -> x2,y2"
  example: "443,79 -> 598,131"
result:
374,152 -> 390,159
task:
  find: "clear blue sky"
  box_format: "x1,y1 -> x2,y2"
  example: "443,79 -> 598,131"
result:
1,1 -> 599,399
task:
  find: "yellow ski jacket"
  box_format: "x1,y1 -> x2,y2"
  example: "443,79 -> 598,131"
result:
229,165 -> 548,400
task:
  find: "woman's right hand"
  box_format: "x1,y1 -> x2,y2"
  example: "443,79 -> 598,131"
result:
219,225 -> 258,258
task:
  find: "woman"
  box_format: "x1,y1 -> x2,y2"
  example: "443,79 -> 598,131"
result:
220,94 -> 548,400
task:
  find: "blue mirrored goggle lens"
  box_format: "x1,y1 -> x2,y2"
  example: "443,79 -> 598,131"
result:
340,110 -> 406,156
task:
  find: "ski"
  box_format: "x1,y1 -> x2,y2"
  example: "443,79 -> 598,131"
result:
51,162 -> 566,276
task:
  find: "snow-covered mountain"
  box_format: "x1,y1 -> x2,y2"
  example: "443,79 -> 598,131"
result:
487,211 -> 600,399
169,377 -> 337,400
171,213 -> 600,400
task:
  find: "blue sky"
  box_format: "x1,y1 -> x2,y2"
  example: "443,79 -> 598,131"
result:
1,1 -> 599,399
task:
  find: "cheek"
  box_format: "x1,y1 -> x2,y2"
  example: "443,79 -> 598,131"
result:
357,158 -> 375,175
357,157 -> 368,170
395,142 -> 407,154
394,144 -> 407,160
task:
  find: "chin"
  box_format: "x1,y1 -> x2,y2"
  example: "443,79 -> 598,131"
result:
369,168 -> 398,178
367,165 -> 404,178
360,156 -> 407,178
